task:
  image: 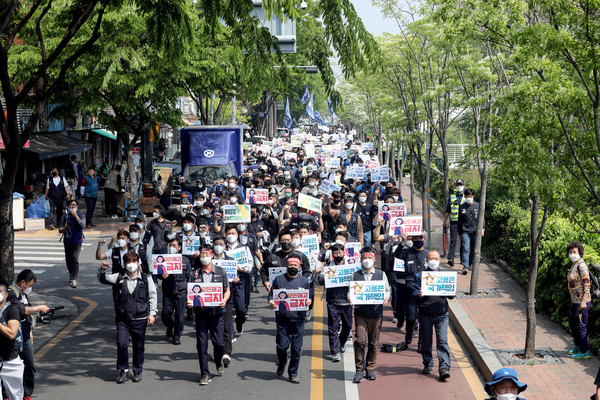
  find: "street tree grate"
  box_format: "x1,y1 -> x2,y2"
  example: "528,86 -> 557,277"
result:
494,349 -> 564,366
455,288 -> 501,299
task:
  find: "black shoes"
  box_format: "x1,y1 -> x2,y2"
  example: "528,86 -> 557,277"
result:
396,342 -> 409,351
289,375 -> 301,384
277,363 -> 286,376
423,365 -> 433,375
116,370 -> 129,384
172,337 -> 181,345
439,368 -> 450,381
132,372 -> 142,382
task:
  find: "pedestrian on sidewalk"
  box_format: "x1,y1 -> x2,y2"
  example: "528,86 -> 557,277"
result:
567,241 -> 592,359
350,247 -> 390,383
484,367 -> 527,400
442,179 -> 466,266
83,166 -> 98,228
413,250 -> 452,381
458,188 -> 484,275
104,165 -> 122,219
59,199 -> 86,288
45,165 -> 72,230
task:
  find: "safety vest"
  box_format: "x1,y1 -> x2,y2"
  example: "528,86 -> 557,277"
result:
450,193 -> 466,222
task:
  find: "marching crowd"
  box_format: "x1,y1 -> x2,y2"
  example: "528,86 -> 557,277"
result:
1,126 -> 532,400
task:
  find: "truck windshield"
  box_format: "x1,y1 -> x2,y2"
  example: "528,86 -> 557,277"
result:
185,165 -> 232,185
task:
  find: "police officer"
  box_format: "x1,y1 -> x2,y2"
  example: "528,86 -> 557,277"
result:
268,257 -> 312,384
188,244 -> 230,386
442,179 -> 466,266
413,250 -> 452,381
98,251 -> 157,384
160,238 -> 192,345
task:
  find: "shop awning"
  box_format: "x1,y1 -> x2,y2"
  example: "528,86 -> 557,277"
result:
92,128 -> 117,140
25,133 -> 92,160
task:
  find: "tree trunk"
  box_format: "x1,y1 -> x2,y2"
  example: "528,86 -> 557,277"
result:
409,145 -> 415,214
0,128 -> 21,283
469,157 -> 488,296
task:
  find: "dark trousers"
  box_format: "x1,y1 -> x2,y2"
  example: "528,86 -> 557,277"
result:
48,197 -> 64,227
194,311 -> 225,376
231,282 -> 247,332
239,271 -> 252,309
64,244 -> 81,280
353,314 -> 382,371
276,317 -> 305,376
569,302 -> 591,352
85,196 -> 97,225
21,338 -> 35,396
327,303 -> 353,355
161,291 -> 186,339
116,318 -> 147,374
223,302 -> 234,356
395,284 -> 418,340
419,312 -> 451,370
447,222 -> 460,261
104,188 -> 117,216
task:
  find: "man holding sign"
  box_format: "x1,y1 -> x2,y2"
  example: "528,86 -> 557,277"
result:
268,257 -> 312,384
187,244 -> 230,386
413,251 -> 453,381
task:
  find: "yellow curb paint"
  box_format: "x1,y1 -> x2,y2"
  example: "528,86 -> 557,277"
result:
448,324 -> 487,399
34,296 -> 98,362
310,286 -> 325,400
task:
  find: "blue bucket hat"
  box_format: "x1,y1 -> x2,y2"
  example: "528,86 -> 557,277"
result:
484,368 -> 527,395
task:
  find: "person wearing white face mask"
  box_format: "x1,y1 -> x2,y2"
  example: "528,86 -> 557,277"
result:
147,204 -> 173,256
159,238 -> 192,345
128,225 -> 152,274
98,251 -> 157,384
224,225 -> 253,336
354,190 -> 377,248
348,247 -> 390,383
324,196 -> 364,247
442,179 -> 467,267
484,368 -> 527,400
59,199 -> 86,288
96,229 -> 132,275
413,250 -> 452,380
458,188 -> 484,275
566,241 -> 592,359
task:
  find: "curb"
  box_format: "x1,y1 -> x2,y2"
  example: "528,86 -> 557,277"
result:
448,298 -> 503,382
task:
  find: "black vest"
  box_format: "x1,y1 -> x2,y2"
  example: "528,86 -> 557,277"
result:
116,274 -> 150,320
111,244 -> 134,274
48,175 -> 66,200
338,210 -> 359,241
352,269 -> 385,318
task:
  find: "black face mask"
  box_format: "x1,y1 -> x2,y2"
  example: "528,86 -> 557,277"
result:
264,181 -> 272,186
332,198 -> 341,204
333,255 -> 345,264
278,177 -> 285,184
287,267 -> 299,276
52,171 -> 58,176
413,240 -> 425,249
281,242 -> 292,251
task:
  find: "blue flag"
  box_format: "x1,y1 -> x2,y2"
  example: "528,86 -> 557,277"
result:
305,91 -> 315,119
284,97 -> 293,129
327,98 -> 335,114
314,110 -> 327,125
301,86 -> 310,104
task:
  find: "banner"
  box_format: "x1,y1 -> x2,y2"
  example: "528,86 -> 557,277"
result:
362,142 -> 374,151
325,157 -> 341,170
213,259 -> 238,282
245,188 -> 269,205
379,203 -> 407,222
282,142 -> 293,151
226,247 -> 253,271
187,282 -> 223,307
284,151 -> 297,161
323,264 -> 360,288
345,165 -> 365,180
271,146 -> 283,157
371,166 -> 389,182
298,193 -> 322,212
422,271 -> 457,296
182,235 -> 200,255
345,242 -> 361,266
269,267 -> 286,286
272,289 -> 310,311
152,254 -> 183,275
389,216 -> 423,236
223,205 -> 251,223
319,180 -> 341,196
301,234 -> 319,252
349,281 -> 386,304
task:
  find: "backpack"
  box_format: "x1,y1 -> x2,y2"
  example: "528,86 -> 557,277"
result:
0,301 -> 23,352
583,263 -> 600,298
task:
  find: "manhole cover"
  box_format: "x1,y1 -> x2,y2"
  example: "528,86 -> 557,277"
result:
494,349 -> 564,366
455,288 -> 501,299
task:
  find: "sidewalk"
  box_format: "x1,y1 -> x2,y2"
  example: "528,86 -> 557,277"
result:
401,183 -> 600,399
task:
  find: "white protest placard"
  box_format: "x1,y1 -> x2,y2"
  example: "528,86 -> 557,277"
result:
226,247 -> 253,271
282,142 -> 293,151
393,258 -> 405,272
345,242 -> 361,266
349,281 -> 386,304
362,142 -> 374,151
325,157 -> 341,170
422,271 -> 457,296
323,264 -> 360,288
272,146 -> 283,157
299,248 -> 320,272
368,159 -> 380,170
389,215 -> 423,236
245,188 -> 269,205
187,282 -> 223,307
272,289 -> 310,311
213,259 -> 238,282
222,205 -> 251,223
301,234 -> 319,252
346,165 -> 365,179
319,180 -> 341,196
298,193 -> 322,212
379,203 -> 407,222
269,267 -> 286,286
371,166 -> 389,182
284,151 -> 297,161
182,235 -> 200,255
152,254 -> 183,275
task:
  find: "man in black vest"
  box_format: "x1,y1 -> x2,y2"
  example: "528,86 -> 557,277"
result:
98,251 -> 157,384
96,229 -> 132,274
129,224 -> 152,274
260,229 -> 311,292
45,165 -> 71,230
349,247 -> 390,383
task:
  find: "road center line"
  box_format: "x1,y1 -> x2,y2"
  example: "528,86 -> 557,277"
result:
310,286 -> 325,399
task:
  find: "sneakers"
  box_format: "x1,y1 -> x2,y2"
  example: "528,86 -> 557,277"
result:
572,350 -> 591,359
116,370 -> 129,384
277,363 -> 286,376
392,317 -> 398,324
48,225 -> 55,230
70,279 -> 77,288
439,368 -> 450,381
332,353 -> 341,362
422,365 -> 433,375
340,345 -> 346,353
447,260 -> 454,266
199,374 -> 212,385
396,342 -> 409,351
132,372 -> 142,382
462,267 -> 469,275
568,346 -> 580,355
353,370 -> 364,383
222,354 -> 231,368
216,365 -> 224,375
289,374 -> 301,384
235,328 -> 244,337
365,370 -> 376,380
172,337 -> 181,345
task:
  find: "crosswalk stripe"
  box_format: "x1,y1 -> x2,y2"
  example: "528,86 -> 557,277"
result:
15,269 -> 46,275
15,256 -> 64,261
14,262 -> 56,268
14,241 -> 92,247
13,249 -> 66,255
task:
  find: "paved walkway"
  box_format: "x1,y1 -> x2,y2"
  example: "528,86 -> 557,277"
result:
401,183 -> 600,400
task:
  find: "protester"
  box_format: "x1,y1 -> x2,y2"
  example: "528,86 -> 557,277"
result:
45,165 -> 72,230
566,241 -> 592,359
59,199 -> 86,288
484,368 -> 527,400
0,282 -> 24,400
